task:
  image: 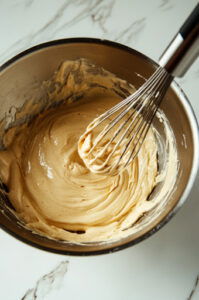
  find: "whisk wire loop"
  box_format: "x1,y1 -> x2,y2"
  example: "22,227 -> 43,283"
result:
79,67 -> 172,174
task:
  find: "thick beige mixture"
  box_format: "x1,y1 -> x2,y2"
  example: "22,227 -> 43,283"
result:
0,60 -> 177,243
78,107 -> 149,175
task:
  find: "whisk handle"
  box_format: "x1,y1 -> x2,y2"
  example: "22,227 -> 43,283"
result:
159,4 -> 199,77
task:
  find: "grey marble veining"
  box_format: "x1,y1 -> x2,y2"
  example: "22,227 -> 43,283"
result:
187,275 -> 199,300
21,261 -> 68,300
0,1 -> 72,63
25,0 -> 34,8
114,17 -> 146,44
51,0 -> 116,36
158,0 -> 173,11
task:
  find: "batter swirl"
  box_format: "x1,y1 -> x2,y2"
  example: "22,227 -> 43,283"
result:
0,60 -> 177,243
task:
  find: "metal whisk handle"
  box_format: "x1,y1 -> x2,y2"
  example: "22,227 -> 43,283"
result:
159,3 -> 199,77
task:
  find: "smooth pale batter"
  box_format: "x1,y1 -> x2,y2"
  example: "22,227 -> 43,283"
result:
0,60 -> 177,243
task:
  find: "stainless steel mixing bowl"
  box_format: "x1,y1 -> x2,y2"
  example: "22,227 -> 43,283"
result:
0,38 -> 198,255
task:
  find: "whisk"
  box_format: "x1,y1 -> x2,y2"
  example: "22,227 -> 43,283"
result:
78,4 -> 199,174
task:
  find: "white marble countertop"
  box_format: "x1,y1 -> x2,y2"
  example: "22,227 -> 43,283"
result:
0,0 -> 199,299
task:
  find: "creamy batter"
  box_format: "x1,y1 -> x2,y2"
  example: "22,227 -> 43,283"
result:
78,106 -> 148,175
0,59 -> 177,243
